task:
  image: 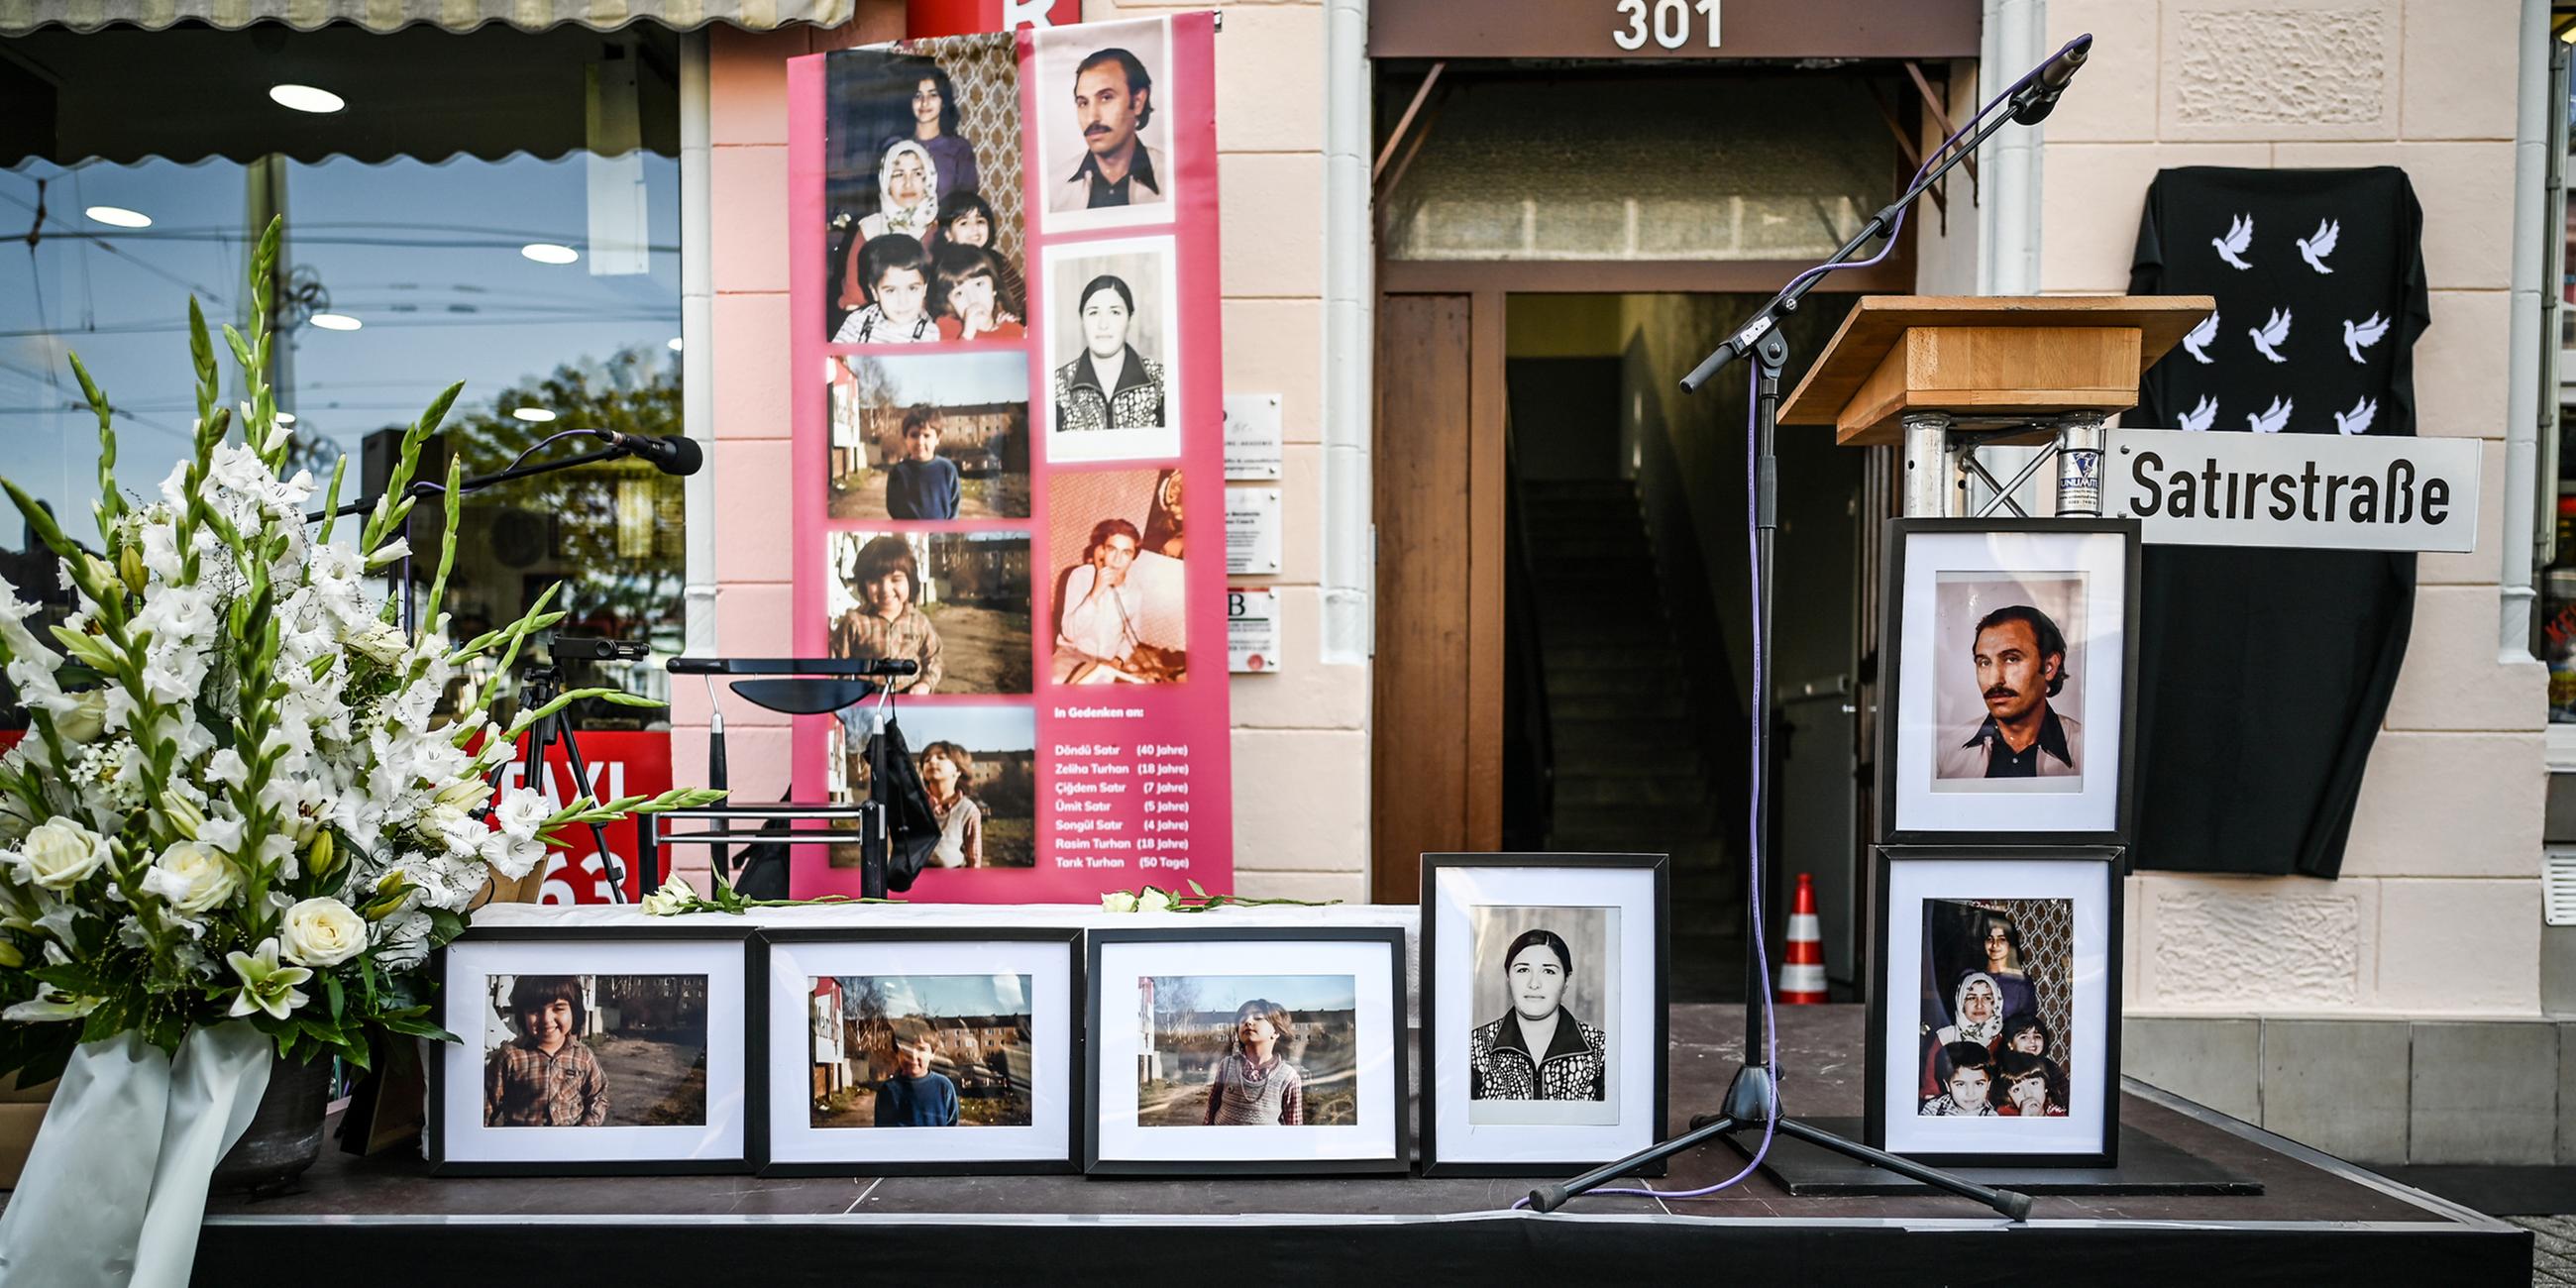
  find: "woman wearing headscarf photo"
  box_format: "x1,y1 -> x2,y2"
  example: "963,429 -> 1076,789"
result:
1051,272 -> 1166,431
859,139 -> 941,244
1466,928 -> 1606,1102
895,61 -> 979,203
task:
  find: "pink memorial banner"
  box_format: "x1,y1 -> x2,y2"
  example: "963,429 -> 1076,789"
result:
787,14 -> 1233,903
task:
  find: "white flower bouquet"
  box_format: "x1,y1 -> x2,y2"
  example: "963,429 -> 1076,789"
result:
0,220 -> 721,1086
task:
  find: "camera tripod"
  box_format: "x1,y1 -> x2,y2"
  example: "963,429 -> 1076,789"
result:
510,659 -> 626,904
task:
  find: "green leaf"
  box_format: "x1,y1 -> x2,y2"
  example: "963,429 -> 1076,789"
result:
1187,880 -> 1208,899
324,972 -> 345,1020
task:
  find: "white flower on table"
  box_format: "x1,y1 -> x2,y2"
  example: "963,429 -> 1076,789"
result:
277,897 -> 366,968
640,879 -> 698,917
225,938 -> 313,1020
11,818 -> 107,891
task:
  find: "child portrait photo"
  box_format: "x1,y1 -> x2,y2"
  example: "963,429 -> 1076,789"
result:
828,353 -> 1031,521
1134,975 -> 1359,1127
827,702 -> 1036,870
822,35 -> 1026,344
825,529 -> 1033,695
481,973 -> 712,1128
1915,899 -> 2074,1120
806,974 -> 1035,1129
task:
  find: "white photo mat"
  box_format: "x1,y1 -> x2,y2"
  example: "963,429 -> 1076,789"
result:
1877,856 -> 2111,1157
1430,865 -> 1659,1165
1030,16 -> 1180,236
1090,936 -> 1401,1164
1038,234 -> 1183,464
438,938 -> 749,1165
762,937 -> 1075,1165
1891,527 -> 2129,835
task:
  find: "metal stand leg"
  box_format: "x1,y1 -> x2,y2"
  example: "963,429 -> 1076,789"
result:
2053,411 -> 2107,517
1901,412 -> 1958,517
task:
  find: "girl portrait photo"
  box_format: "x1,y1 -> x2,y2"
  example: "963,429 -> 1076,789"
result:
1134,975 -> 1360,1128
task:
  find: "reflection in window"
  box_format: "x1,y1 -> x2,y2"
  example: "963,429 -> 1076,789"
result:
0,22 -> 685,727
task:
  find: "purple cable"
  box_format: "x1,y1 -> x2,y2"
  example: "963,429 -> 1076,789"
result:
1514,46 -> 2074,1211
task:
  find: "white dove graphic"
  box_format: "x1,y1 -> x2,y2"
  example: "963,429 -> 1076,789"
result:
2181,311 -> 2219,364
2248,308 -> 2293,363
2178,395 -> 2218,433
2212,214 -> 2255,269
2297,218 -> 2340,273
2343,311 -> 2390,364
2246,396 -> 2294,434
2332,395 -> 2378,436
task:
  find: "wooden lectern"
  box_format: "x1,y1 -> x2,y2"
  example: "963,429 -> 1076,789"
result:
1779,295 -> 2214,517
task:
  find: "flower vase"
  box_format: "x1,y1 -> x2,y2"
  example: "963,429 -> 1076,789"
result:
208,1053 -> 334,1194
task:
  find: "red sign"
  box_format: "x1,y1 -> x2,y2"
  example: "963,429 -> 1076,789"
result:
492,730 -> 675,905
906,0 -> 1079,39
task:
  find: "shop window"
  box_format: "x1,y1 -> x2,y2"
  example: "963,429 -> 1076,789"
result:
0,21 -> 685,725
1377,69 -> 1905,263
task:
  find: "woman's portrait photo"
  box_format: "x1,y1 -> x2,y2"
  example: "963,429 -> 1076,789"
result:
1133,975 -> 1360,1127
1041,237 -> 1180,463
1464,906 -> 1618,1127
822,36 -> 1026,343
827,702 -> 1036,870
1046,468 -> 1186,685
1031,17 -> 1179,233
1930,572 -> 2089,791
480,973 -> 711,1128
828,353 -> 1030,521
805,974 -> 1034,1129
1915,898 -> 2074,1119
825,529 -> 1034,696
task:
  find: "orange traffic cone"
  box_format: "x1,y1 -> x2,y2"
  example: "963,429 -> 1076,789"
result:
1777,873 -> 1828,1004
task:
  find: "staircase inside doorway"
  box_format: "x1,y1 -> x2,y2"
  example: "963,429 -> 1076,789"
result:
1517,477 -> 1745,1003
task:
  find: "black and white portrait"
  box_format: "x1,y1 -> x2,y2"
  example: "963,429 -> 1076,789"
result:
1032,17 -> 1177,233
1464,905 -> 1617,1127
1041,237 -> 1179,463
1931,574 -> 2088,790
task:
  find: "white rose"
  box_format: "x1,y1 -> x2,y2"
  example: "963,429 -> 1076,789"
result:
1134,888 -> 1174,914
277,897 -> 366,968
54,690 -> 109,745
13,819 -> 107,891
145,840 -> 239,915
1101,891 -> 1138,913
640,879 -> 697,917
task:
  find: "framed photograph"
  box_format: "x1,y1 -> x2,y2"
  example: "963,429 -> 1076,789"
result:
1031,16 -> 1179,234
754,928 -> 1081,1175
1082,926 -> 1408,1175
1865,846 -> 2122,1167
1878,518 -> 2140,843
1418,854 -> 1668,1177
428,926 -> 756,1175
827,352 -> 1031,521
1039,236 -> 1180,464
824,528 -> 1034,695
1046,467 -> 1189,685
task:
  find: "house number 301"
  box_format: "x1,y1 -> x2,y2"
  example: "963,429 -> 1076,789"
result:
1612,0 -> 1720,50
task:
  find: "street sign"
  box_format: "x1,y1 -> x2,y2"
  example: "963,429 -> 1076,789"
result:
2102,428 -> 2481,552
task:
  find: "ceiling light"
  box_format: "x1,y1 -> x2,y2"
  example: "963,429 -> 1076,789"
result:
667,336 -> 685,352
520,243 -> 580,266
511,407 -> 556,423
84,205 -> 152,229
309,313 -> 362,331
268,84 -> 346,114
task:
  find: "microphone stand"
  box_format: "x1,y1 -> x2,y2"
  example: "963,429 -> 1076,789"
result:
1529,53 -> 2077,1221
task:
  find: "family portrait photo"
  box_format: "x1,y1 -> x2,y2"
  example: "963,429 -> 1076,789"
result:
1047,467 -> 1186,684
1134,975 -> 1359,1127
1930,572 -> 2089,791
825,529 -> 1033,695
1916,899 -> 2075,1120
828,353 -> 1031,520
822,35 -> 1027,344
1032,17 -> 1177,231
827,703 -> 1036,869
1883,520 -> 2137,841
1042,238 -> 1179,461
1465,906 -> 1618,1127
480,973 -> 711,1129
805,974 -> 1035,1129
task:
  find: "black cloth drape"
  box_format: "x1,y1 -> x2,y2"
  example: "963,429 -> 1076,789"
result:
2126,166 -> 2428,878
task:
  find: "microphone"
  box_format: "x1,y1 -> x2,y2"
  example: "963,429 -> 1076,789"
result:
590,429 -> 703,477
859,658 -> 919,677
2008,33 -> 2092,125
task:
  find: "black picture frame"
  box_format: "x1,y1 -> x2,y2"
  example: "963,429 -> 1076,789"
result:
1863,844 -> 2124,1168
751,926 -> 1085,1176
1081,925 -> 1411,1177
425,923 -> 763,1177
1417,853 -> 1670,1178
1876,517 -> 2143,846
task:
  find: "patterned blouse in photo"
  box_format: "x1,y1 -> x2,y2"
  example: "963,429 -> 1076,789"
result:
1466,1008 -> 1606,1101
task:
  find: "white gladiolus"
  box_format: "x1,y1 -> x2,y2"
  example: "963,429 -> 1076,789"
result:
277,898 -> 366,968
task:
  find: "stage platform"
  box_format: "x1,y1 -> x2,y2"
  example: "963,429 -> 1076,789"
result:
193,1005 -> 2530,1285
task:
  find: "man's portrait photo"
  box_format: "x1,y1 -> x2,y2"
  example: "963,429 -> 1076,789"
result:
1034,18 -> 1177,231
1930,574 -> 2088,792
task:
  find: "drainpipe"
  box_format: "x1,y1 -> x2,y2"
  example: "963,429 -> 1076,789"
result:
680,34 -> 717,657
1322,0 -> 1372,668
1978,0 -> 2044,296
2504,0 -> 2549,659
